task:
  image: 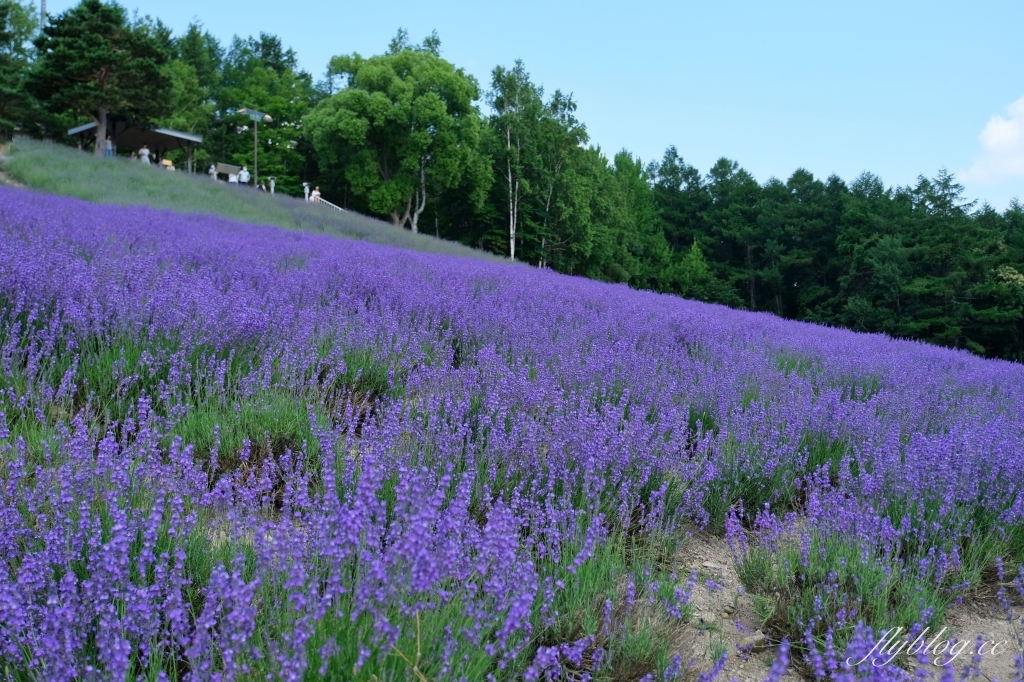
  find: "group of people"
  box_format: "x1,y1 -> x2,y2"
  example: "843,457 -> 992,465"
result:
103,134 -> 298,193
104,134 -> 284,185
103,134 -> 153,165
104,134 -> 153,164
102,134 -> 176,171
207,163 -> 275,192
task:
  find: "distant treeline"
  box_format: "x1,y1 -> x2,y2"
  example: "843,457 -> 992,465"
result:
3,0 -> 1023,360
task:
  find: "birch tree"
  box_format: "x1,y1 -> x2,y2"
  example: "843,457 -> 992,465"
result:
533,90 -> 587,267
486,60 -> 542,260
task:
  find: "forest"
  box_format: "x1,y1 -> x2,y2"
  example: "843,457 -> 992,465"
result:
3,0 -> 1023,361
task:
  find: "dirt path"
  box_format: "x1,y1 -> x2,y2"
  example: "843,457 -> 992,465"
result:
672,527 -> 803,682
0,146 -> 25,188
674,528 -> 1024,682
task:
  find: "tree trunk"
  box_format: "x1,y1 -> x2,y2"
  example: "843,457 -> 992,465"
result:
772,255 -> 781,314
746,244 -> 756,310
508,160 -> 516,261
93,107 -> 107,157
539,157 -> 562,268
409,158 -> 427,234
391,196 -> 413,228
503,122 -> 521,262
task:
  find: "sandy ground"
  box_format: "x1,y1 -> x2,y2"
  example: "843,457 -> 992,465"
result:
672,527 -> 803,682
920,589 -> 1024,682
673,528 -> 1024,682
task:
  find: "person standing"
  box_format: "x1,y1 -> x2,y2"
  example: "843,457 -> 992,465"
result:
208,164 -> 217,181
138,145 -> 150,165
310,186 -> 321,204
104,134 -> 113,158
238,166 -> 250,186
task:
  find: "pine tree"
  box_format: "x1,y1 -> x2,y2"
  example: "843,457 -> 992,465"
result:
27,0 -> 171,155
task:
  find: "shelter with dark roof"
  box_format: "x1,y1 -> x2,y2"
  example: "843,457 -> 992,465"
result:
67,121 -> 203,172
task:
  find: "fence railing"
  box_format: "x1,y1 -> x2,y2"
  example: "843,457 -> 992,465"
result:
313,197 -> 347,213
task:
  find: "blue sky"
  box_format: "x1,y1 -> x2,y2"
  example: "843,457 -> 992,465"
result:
45,0 -> 1024,210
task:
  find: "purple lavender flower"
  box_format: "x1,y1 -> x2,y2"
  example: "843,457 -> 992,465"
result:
2,185 -> 1024,680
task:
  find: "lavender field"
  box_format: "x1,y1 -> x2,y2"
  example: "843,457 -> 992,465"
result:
1,185 -> 1023,682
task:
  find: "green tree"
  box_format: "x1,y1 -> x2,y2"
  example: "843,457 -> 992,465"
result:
749,169 -> 846,318
486,60 -> 544,258
703,158 -> 763,309
27,0 -> 171,156
605,150 -> 671,290
649,146 -> 710,254
900,170 -> 1015,354
176,22 -> 223,95
669,240 -> 742,306
154,60 -> 212,170
0,0 -> 36,139
529,90 -> 589,268
306,31 -> 485,229
207,33 -> 315,193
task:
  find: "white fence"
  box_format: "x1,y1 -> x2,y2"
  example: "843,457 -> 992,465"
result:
312,197 -> 347,213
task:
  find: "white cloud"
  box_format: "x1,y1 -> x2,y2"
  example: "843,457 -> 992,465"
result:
961,95 -> 1024,183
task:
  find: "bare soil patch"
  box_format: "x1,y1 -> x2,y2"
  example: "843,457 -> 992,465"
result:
672,526 -> 803,682
0,147 -> 25,188
674,526 -> 1024,682
909,590 -> 1024,682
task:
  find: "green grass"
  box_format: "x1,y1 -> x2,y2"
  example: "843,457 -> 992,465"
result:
515,531 -> 693,682
166,389 -> 327,473
0,138 -> 505,262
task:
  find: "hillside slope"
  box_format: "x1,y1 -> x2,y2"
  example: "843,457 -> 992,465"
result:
2,184 -> 1024,680
0,138 -> 503,262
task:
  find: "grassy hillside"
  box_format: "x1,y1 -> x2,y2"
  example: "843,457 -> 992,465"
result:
0,138 -> 503,261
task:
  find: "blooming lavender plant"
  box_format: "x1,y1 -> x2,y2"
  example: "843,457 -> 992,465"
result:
1,186 -> 1023,680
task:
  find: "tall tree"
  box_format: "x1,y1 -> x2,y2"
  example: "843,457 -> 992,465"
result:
214,33 -> 315,193
0,0 -> 36,139
649,146 -> 710,253
605,150 -> 672,290
901,170 -> 1012,354
306,31 -> 485,229
154,59 -> 211,171
27,0 -> 171,155
531,90 -> 588,268
176,22 -> 223,94
149,24 -> 222,172
703,158 -> 763,309
486,60 -> 543,259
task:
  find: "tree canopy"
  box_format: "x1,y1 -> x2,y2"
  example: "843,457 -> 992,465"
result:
305,31 -> 485,229
0,0 -> 36,139
26,0 -> 171,155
